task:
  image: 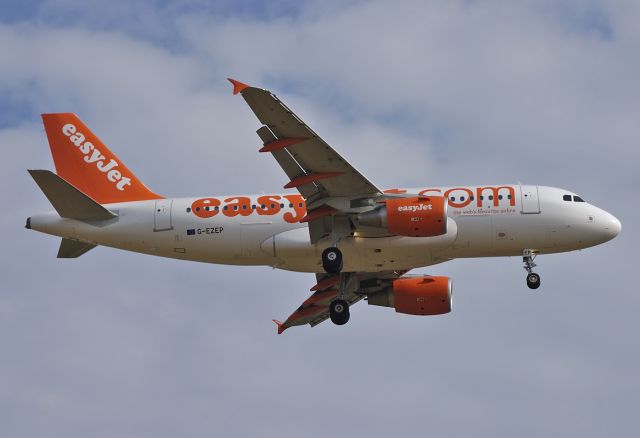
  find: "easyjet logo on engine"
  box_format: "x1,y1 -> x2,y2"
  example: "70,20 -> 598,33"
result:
62,123 -> 132,191
398,204 -> 433,213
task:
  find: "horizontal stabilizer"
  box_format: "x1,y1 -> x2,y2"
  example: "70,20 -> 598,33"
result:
57,238 -> 96,258
28,169 -> 117,221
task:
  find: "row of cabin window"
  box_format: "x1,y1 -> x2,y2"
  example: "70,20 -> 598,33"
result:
187,202 -> 305,213
449,194 -> 512,202
563,195 -> 585,202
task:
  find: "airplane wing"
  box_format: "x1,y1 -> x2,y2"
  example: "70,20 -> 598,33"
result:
229,79 -> 383,242
273,271 -> 406,334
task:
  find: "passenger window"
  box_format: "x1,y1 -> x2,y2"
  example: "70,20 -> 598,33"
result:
280,203 -> 285,208
223,206 -> 228,211
563,194 -> 572,201
507,194 -> 512,200
470,196 -> 475,201
450,197 -> 456,201
186,207 -> 191,213
574,196 -> 585,202
498,195 -> 503,200
289,203 -> 293,208
488,195 -> 494,200
460,196 -> 465,201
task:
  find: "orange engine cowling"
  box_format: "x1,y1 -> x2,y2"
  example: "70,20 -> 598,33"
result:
358,196 -> 447,237
368,276 -> 452,315
393,276 -> 452,315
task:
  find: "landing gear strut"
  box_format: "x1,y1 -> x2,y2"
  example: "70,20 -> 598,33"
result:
322,246 -> 351,325
523,249 -> 541,289
322,246 -> 343,274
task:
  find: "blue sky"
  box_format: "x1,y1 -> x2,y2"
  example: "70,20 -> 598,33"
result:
1,1 -> 638,437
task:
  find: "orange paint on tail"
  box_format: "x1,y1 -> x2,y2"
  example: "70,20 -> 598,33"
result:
41,113 -> 163,204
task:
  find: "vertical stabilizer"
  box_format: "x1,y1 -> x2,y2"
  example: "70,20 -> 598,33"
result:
41,113 -> 162,204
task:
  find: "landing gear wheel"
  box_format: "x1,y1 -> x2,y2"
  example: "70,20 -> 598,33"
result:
526,273 -> 541,289
522,249 -> 541,290
322,247 -> 343,274
329,299 -> 350,325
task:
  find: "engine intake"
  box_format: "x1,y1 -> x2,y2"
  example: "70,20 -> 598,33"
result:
358,196 -> 447,237
368,276 -> 452,315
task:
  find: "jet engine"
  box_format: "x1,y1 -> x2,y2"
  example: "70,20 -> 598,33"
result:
358,196 -> 447,237
367,276 -> 452,315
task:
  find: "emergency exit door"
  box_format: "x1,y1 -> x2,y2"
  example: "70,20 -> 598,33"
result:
520,185 -> 541,214
154,199 -> 173,231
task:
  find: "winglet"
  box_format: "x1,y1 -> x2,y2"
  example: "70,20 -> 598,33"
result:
272,319 -> 287,335
227,78 -> 250,95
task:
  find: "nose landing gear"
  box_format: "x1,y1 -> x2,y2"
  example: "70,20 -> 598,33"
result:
523,249 -> 541,289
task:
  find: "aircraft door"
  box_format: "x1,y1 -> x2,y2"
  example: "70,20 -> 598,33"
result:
520,185 -> 541,214
154,199 -> 173,231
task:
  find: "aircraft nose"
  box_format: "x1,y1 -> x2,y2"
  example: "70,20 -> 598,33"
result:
603,212 -> 621,240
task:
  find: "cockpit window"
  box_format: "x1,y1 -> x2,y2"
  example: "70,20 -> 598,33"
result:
574,196 -> 585,202
563,194 -> 572,201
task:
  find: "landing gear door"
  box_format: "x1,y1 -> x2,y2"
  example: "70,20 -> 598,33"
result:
520,185 -> 541,214
154,199 -> 173,231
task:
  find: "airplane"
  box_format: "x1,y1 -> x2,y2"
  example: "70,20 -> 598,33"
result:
26,78 -> 622,333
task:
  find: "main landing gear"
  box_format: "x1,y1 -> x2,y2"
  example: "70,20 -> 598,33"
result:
329,299 -> 350,325
321,246 -> 354,326
523,249 -> 541,289
322,246 -> 343,274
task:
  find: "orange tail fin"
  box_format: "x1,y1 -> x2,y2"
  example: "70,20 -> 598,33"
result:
41,113 -> 162,204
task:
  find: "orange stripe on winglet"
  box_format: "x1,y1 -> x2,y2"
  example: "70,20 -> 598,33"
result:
259,137 -> 308,153
284,172 -> 343,189
227,78 -> 250,95
300,205 -> 337,223
272,319 -> 286,335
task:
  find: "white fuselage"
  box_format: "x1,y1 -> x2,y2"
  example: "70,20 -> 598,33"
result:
29,184 -> 621,273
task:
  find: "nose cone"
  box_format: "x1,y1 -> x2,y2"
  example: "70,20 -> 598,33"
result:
605,214 -> 622,239
603,213 -> 622,240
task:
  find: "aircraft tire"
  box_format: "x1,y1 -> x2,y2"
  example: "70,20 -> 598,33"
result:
526,273 -> 541,289
322,247 -> 343,274
329,299 -> 350,325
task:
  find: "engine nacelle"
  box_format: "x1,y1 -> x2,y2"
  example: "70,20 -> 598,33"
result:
358,196 -> 447,237
368,276 -> 452,315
